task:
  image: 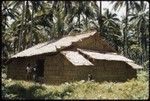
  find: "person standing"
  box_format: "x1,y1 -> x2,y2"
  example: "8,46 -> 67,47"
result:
32,64 -> 37,82
88,73 -> 93,81
26,63 -> 32,80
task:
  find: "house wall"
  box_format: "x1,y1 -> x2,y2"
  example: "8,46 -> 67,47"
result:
44,54 -> 64,84
92,60 -> 137,82
7,57 -> 36,80
44,54 -> 137,85
44,53 -> 95,85
7,55 -> 47,81
7,54 -> 136,85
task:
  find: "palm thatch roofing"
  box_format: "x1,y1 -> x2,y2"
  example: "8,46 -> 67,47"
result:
61,51 -> 93,66
77,48 -> 132,62
126,62 -> 143,69
11,30 -> 97,58
77,48 -> 143,69
10,30 -> 143,69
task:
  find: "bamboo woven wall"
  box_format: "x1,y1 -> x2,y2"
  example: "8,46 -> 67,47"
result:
7,57 -> 36,80
43,53 -> 136,85
44,53 -> 94,85
8,53 -> 136,85
7,55 -> 46,81
92,60 -> 137,82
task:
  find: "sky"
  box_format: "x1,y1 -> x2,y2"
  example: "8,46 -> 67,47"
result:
101,1 -> 126,20
101,1 -> 149,19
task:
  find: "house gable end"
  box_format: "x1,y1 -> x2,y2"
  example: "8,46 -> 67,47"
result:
74,32 -> 116,53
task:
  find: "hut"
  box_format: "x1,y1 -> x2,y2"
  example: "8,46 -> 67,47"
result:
7,30 -> 143,85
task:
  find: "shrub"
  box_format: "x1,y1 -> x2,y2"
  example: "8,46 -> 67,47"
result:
137,70 -> 149,82
2,70 -> 149,100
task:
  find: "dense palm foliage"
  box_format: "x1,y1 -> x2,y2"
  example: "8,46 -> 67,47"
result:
2,1 -> 149,69
112,1 -> 149,65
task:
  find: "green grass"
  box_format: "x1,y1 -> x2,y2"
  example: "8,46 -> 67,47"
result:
2,70 -> 149,100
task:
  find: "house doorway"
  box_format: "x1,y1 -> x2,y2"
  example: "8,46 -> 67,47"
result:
36,59 -> 44,77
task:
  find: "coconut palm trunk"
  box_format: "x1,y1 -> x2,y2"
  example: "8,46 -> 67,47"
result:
99,1 -> 102,33
18,1 -> 25,52
85,14 -> 88,28
64,1 -> 67,16
141,26 -> 146,64
30,3 -> 34,47
78,2 -> 81,28
124,1 -> 128,57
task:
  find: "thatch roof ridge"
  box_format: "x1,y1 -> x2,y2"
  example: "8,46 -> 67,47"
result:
11,30 -> 97,58
11,42 -> 49,58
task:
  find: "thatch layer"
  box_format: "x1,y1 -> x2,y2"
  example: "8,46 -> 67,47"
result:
77,48 -> 143,69
12,31 -> 97,58
61,51 -> 93,66
126,62 -> 143,69
77,48 -> 133,62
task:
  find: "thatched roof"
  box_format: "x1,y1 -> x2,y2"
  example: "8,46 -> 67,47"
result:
10,30 -> 143,69
126,62 -> 143,69
12,30 -> 97,58
77,48 -> 143,69
77,48 -> 133,62
61,51 -> 93,66
12,42 -> 57,58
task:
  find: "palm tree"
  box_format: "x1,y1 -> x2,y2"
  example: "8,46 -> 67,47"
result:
102,9 -> 120,30
5,1 -> 47,52
89,1 -> 102,32
102,9 -> 122,52
112,1 -> 148,57
29,1 -> 34,47
99,1 -> 102,33
111,1 -> 129,56
29,1 -> 44,47
2,1 -> 21,58
39,1 -> 73,39
77,1 -> 82,29
77,1 -> 95,30
82,1 -> 91,29
129,1 -> 149,64
18,1 -> 25,52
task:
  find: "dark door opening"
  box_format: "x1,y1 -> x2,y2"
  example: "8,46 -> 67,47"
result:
36,59 -> 44,77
